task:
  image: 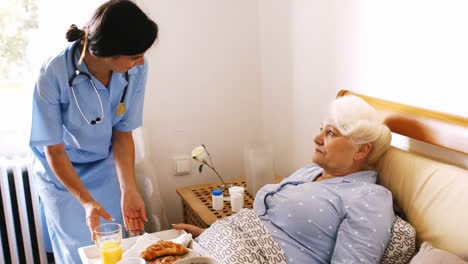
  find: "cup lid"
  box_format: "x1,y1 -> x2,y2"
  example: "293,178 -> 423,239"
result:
212,189 -> 223,196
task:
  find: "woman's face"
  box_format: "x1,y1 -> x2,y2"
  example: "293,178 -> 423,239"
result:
104,53 -> 145,73
312,120 -> 360,175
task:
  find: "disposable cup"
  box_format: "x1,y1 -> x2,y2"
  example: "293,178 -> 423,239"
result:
229,186 -> 245,198
230,193 -> 243,212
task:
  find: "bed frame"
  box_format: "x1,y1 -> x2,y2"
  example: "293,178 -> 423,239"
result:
336,90 -> 468,255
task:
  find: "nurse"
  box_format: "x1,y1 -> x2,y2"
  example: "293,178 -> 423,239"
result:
29,0 -> 158,263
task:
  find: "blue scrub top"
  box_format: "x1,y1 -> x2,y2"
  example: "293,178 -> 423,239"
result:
29,42 -> 149,263
30,41 -> 148,186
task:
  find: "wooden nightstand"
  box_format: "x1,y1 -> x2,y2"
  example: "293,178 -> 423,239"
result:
176,177 -> 283,228
176,178 -> 254,228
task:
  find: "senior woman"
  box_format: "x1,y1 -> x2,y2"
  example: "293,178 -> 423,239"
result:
175,95 -> 394,264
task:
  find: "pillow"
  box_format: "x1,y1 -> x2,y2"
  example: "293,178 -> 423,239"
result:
410,242 -> 468,264
379,216 -> 416,264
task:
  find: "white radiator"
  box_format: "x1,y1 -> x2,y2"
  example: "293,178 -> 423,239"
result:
0,157 -> 47,264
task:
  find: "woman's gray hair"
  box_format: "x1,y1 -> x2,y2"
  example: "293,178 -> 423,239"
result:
328,95 -> 392,164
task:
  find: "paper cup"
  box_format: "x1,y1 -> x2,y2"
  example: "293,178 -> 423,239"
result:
230,193 -> 243,212
228,186 -> 245,198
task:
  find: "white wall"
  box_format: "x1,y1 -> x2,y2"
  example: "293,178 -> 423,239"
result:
335,0 -> 468,117
259,0 -> 338,177
257,1 -> 294,178
141,0 -> 262,226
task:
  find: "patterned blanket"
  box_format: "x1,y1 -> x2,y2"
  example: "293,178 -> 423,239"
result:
197,209 -> 287,264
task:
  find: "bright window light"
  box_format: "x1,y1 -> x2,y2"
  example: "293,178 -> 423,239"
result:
0,0 -> 103,156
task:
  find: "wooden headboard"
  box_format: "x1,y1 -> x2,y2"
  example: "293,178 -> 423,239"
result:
336,90 -> 468,155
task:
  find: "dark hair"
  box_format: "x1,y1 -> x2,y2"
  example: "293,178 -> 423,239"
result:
66,0 -> 158,57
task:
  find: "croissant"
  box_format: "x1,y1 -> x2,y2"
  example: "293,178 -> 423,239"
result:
140,240 -> 188,261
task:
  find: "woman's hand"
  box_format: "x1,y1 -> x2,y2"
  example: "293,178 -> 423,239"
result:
121,189 -> 147,233
172,223 -> 205,238
83,200 -> 113,241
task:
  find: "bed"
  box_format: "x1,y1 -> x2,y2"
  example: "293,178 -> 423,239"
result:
336,90 -> 468,260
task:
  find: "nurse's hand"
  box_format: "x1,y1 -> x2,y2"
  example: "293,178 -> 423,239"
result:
121,189 -> 147,232
83,200 -> 113,241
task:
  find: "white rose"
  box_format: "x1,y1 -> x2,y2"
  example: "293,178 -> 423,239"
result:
192,145 -> 208,162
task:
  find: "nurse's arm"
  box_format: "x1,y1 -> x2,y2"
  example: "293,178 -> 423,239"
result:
112,130 -> 147,231
44,144 -> 113,240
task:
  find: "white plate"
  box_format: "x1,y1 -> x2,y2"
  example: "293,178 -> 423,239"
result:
174,256 -> 220,264
117,257 -> 145,264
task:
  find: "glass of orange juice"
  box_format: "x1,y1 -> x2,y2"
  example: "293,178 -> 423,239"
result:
94,223 -> 123,264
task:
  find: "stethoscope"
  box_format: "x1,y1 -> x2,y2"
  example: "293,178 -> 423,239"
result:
68,42 -> 128,125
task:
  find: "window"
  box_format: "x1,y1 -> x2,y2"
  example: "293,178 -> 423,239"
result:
0,0 -> 37,156
0,0 -> 103,157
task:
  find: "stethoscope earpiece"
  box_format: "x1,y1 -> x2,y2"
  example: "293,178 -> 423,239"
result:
90,117 -> 102,125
